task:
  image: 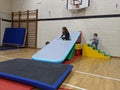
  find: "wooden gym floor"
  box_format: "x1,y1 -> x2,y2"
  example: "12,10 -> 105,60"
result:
0,48 -> 120,90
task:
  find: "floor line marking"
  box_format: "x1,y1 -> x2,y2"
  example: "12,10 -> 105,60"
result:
0,55 -> 14,59
62,83 -> 87,90
73,71 -> 120,82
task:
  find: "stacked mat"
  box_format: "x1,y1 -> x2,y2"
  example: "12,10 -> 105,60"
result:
0,58 -> 73,90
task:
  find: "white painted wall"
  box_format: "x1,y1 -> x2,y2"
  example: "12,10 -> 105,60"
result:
38,18 -> 120,57
11,0 -> 120,18
11,0 -> 120,57
0,0 -> 11,45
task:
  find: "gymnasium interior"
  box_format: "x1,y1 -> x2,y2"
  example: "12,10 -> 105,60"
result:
0,0 -> 120,90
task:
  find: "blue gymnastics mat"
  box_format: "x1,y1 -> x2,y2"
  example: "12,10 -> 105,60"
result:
2,28 -> 26,47
0,58 -> 72,90
32,31 -> 80,63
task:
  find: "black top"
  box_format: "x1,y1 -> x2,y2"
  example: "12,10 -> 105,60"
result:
61,32 -> 70,40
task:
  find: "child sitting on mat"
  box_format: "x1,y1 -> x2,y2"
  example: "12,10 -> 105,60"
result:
91,33 -> 99,49
60,27 -> 70,40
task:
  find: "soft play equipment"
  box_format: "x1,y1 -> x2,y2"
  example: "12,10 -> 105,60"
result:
66,45 -> 75,60
2,28 -> 26,47
0,78 -> 34,90
82,44 -> 110,60
0,58 -> 73,90
75,43 -> 82,56
32,32 -> 80,63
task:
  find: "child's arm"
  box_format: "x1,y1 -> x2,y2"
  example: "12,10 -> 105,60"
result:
90,38 -> 94,41
60,34 -> 63,38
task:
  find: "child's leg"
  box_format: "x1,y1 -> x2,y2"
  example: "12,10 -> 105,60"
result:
95,43 -> 98,49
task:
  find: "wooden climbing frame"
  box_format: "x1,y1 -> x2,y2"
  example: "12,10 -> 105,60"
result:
11,9 -> 38,48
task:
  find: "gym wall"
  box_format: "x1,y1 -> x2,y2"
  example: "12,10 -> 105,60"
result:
0,0 -> 11,45
4,0 -> 120,57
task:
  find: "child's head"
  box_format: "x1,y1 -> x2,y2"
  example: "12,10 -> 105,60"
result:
62,27 -> 68,34
94,33 -> 98,37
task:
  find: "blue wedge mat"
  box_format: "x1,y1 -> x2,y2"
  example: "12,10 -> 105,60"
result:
0,58 -> 73,90
32,31 -> 80,63
2,28 -> 26,46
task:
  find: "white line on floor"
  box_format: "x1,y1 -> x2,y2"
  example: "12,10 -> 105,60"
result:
62,83 -> 87,90
73,71 -> 120,82
0,55 -> 14,59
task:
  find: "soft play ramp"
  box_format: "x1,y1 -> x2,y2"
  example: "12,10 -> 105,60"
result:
0,58 -> 72,90
32,31 -> 80,63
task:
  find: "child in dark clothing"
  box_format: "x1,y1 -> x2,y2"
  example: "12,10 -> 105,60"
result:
60,27 -> 70,40
91,33 -> 99,49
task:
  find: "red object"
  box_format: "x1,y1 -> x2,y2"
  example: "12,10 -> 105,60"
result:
77,31 -> 82,43
75,50 -> 81,56
64,56 -> 80,64
0,78 -> 34,90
